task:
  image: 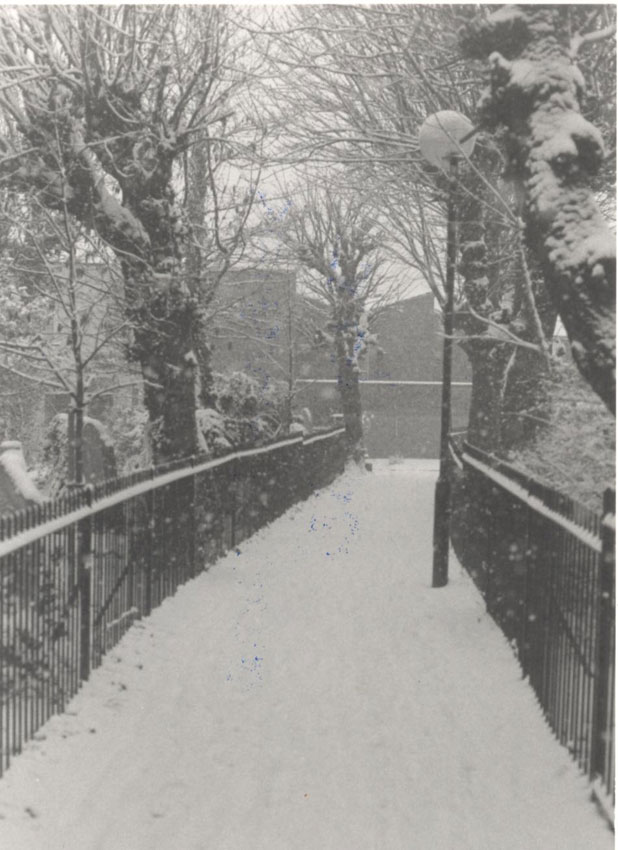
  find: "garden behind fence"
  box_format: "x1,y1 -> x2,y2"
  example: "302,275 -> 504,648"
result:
449,438 -> 615,822
0,427 -> 346,776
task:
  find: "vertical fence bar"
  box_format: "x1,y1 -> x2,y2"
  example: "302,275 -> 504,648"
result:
144,484 -> 154,618
591,488 -> 615,788
230,459 -> 237,549
456,444 -> 614,816
78,490 -> 93,683
0,429 -> 346,776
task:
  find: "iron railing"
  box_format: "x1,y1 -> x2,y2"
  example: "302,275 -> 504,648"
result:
449,439 -> 615,820
0,427 -> 346,775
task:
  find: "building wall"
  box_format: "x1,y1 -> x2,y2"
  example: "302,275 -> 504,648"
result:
295,381 -> 471,459
210,267 -> 296,388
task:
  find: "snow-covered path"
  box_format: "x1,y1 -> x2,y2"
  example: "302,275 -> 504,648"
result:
0,462 -> 611,850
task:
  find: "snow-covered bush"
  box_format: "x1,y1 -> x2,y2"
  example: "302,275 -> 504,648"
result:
197,371 -> 289,457
196,408 -> 233,456
36,413 -> 118,496
35,414 -> 69,497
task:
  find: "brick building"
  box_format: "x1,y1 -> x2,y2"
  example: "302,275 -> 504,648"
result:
210,270 -> 472,458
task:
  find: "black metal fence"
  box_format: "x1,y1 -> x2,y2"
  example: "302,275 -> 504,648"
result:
0,427 -> 346,775
449,439 -> 615,819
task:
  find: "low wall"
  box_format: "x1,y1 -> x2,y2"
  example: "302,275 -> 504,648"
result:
295,380 -> 471,458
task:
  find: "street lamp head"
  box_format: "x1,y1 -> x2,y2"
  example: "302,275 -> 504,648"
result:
418,110 -> 476,170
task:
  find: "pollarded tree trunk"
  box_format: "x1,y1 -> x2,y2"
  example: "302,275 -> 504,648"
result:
461,5 -> 616,414
5,154 -> 202,470
130,281 -> 199,464
284,188 -> 378,459
0,6 -> 232,465
9,155 -> 202,467
335,333 -> 364,462
84,168 -> 201,464
333,296 -> 365,463
86,83 -> 202,465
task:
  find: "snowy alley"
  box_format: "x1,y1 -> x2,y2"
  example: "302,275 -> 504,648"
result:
0,462 -> 612,850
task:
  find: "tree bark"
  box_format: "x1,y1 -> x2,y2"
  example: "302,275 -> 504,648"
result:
461,342 -> 513,452
0,6 -> 222,464
330,286 -> 366,462
453,168 -> 512,453
461,5 -> 616,414
335,331 -> 364,461
129,281 -> 199,464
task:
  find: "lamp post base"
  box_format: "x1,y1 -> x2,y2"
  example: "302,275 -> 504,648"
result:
432,475 -> 451,587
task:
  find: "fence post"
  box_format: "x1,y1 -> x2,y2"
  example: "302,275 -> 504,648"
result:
190,457 -> 198,577
519,477 -> 533,677
229,459 -> 237,549
184,457 -> 197,580
144,476 -> 155,617
523,478 -> 549,698
78,488 -> 93,682
590,488 -> 615,785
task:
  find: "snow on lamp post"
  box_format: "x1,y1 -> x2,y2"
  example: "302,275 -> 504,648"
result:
418,110 -> 476,588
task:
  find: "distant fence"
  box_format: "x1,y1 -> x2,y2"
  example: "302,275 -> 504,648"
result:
0,428 -> 346,775
449,438 -> 615,820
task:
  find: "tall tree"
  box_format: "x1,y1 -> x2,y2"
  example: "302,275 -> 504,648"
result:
0,5 -> 252,462
277,184 -> 393,462
460,4 -> 616,414
265,4 -> 556,453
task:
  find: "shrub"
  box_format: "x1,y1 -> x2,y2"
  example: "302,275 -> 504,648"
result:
506,357 -> 614,511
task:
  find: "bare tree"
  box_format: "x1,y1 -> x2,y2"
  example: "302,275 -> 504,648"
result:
0,192 -> 134,485
184,116 -> 263,409
276,183 -> 397,462
258,5 -> 550,453
460,4 -> 616,414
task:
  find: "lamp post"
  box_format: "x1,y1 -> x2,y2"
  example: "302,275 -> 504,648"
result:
418,111 -> 476,588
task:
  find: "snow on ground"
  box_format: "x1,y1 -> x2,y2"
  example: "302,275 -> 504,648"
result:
0,460 -> 611,850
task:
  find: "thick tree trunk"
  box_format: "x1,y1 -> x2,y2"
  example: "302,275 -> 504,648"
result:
462,342 -> 513,453
2,63 -> 204,464
118,180 -> 201,464
335,332 -> 364,462
453,168 -> 512,454
130,284 -> 199,465
461,5 -> 616,413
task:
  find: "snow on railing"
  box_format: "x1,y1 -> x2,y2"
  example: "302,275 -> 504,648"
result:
0,425 -> 347,776
0,428 -> 345,560
460,448 -> 602,553
450,437 -> 615,821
